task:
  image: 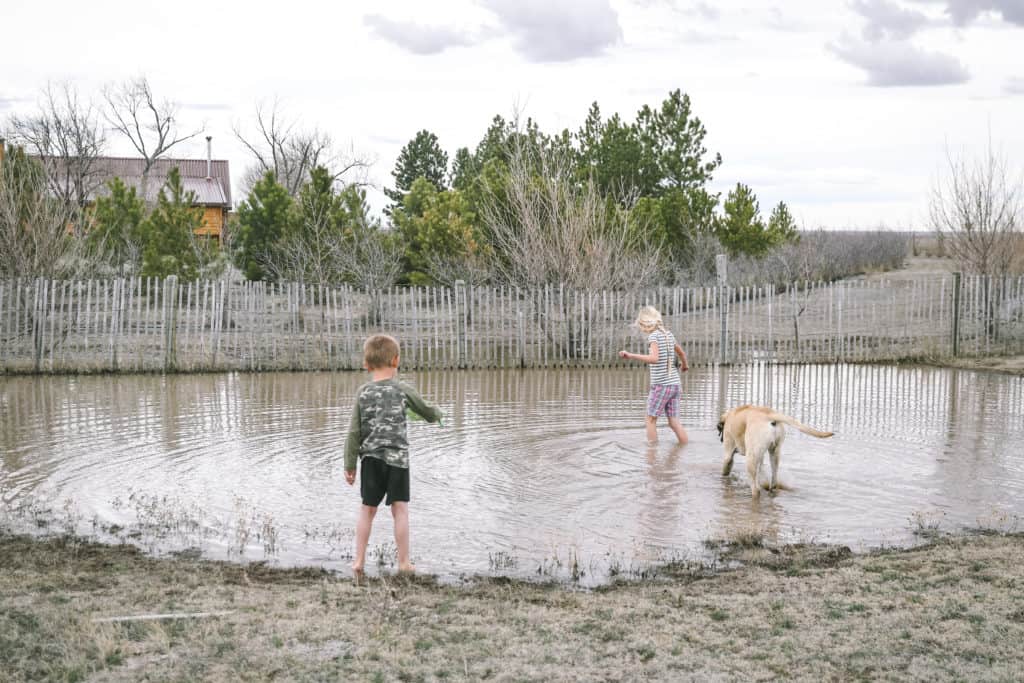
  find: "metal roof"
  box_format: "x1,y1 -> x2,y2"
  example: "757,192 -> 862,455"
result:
40,155 -> 232,207
92,157 -> 232,206
91,172 -> 229,206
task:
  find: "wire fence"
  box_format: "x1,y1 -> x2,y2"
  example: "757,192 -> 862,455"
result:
1,271 -> 1023,373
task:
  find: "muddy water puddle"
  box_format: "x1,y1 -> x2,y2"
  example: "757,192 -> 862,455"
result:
2,365 -> 1022,584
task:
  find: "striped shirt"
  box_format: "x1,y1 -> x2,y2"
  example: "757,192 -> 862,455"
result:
647,330 -> 680,386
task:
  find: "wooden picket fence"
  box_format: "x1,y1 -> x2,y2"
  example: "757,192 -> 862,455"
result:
1,273 -> 1023,373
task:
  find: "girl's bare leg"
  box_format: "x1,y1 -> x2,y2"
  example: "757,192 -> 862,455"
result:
352,504 -> 377,572
645,415 -> 658,444
668,417 -> 689,445
391,501 -> 415,572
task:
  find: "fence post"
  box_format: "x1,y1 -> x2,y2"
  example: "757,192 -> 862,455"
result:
951,272 -> 961,357
454,279 -> 466,369
164,276 -> 179,371
716,254 -> 728,364
790,285 -> 800,360
33,277 -> 44,372
517,307 -> 525,369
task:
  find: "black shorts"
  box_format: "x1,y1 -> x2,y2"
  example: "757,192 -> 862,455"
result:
359,457 -> 410,507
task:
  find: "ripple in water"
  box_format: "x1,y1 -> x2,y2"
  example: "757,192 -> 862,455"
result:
1,365 -> 1022,583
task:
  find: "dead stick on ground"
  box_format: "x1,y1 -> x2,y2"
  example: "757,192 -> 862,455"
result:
91,611 -> 234,623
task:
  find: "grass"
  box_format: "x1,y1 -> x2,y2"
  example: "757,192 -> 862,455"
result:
3,532 -> 1024,681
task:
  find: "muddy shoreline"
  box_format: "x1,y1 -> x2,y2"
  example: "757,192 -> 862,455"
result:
3,531 -> 1023,681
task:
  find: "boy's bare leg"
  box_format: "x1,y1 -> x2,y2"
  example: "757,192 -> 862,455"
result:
391,502 -> 415,572
645,415 -> 658,444
352,504 -> 377,572
668,417 -> 689,445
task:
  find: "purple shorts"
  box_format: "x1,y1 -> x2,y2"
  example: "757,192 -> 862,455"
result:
647,384 -> 680,418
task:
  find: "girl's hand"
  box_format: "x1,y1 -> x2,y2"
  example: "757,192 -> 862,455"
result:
618,350 -> 630,359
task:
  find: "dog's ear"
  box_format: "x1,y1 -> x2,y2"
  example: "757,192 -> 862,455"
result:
716,420 -> 724,442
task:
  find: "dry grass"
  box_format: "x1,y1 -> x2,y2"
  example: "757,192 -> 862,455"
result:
926,354 -> 1024,376
3,532 -> 1024,682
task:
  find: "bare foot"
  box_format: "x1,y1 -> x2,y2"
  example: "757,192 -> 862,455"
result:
351,562 -> 364,574
398,563 -> 416,574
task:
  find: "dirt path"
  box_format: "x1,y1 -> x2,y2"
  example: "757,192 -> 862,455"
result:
3,532 -> 1023,682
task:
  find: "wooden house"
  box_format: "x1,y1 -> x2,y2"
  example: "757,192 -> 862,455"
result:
88,138 -> 232,243
2,136 -> 232,244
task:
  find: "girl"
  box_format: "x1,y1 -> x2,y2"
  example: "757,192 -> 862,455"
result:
619,306 -> 689,445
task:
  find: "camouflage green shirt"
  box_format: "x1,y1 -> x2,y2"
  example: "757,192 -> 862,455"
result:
344,378 -> 443,471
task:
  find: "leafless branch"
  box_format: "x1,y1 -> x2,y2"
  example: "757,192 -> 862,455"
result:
478,133 -> 665,291
103,76 -> 204,179
5,81 -> 108,214
234,101 -> 373,196
0,151 -> 103,280
422,250 -> 491,289
930,139 -> 1023,278
334,229 -> 404,291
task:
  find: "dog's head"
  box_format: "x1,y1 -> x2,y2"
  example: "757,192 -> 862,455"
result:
716,409 -> 733,442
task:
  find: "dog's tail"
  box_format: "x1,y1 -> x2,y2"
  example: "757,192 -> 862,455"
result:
769,412 -> 833,438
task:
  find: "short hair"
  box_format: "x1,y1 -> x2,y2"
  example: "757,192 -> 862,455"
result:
363,334 -> 400,369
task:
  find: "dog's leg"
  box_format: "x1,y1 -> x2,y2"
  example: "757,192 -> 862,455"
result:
768,444 -> 780,492
721,434 -> 736,476
746,449 -> 762,499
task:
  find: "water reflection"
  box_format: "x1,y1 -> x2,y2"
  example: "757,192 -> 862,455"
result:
1,364 -> 1022,581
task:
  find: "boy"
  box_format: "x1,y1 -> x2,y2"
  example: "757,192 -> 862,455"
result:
345,334 -> 443,574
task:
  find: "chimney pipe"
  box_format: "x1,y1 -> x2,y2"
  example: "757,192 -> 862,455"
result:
205,136 -> 212,180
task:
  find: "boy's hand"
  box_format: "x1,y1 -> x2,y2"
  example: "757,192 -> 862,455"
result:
345,470 -> 356,485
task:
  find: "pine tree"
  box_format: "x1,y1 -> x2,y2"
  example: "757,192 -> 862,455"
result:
235,171 -> 295,281
386,130 -> 449,213
139,168 -> 205,279
89,178 -> 147,274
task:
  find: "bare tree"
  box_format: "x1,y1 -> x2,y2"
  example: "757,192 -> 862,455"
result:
0,145 -> 101,280
673,231 -> 724,285
5,82 -> 108,214
478,136 -> 664,291
335,228 -> 404,291
931,140 -> 1023,278
262,192 -> 346,288
264,195 -> 402,293
422,249 -> 491,289
103,76 -> 204,189
234,101 -> 372,196
478,133 -> 665,359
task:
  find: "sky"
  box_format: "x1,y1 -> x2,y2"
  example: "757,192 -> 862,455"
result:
1,0 -> 1022,229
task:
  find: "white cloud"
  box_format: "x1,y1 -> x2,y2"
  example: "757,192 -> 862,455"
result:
478,0 -> 623,62
763,6 -> 812,31
1004,76 -> 1024,95
688,2 -> 720,20
851,0 -> 931,40
363,14 -> 476,55
828,33 -> 970,86
913,0 -> 1024,26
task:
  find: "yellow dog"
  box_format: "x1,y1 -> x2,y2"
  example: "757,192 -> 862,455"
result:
717,405 -> 833,498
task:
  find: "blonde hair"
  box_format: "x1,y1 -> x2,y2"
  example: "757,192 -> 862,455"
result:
363,334 -> 400,369
634,306 -> 666,334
